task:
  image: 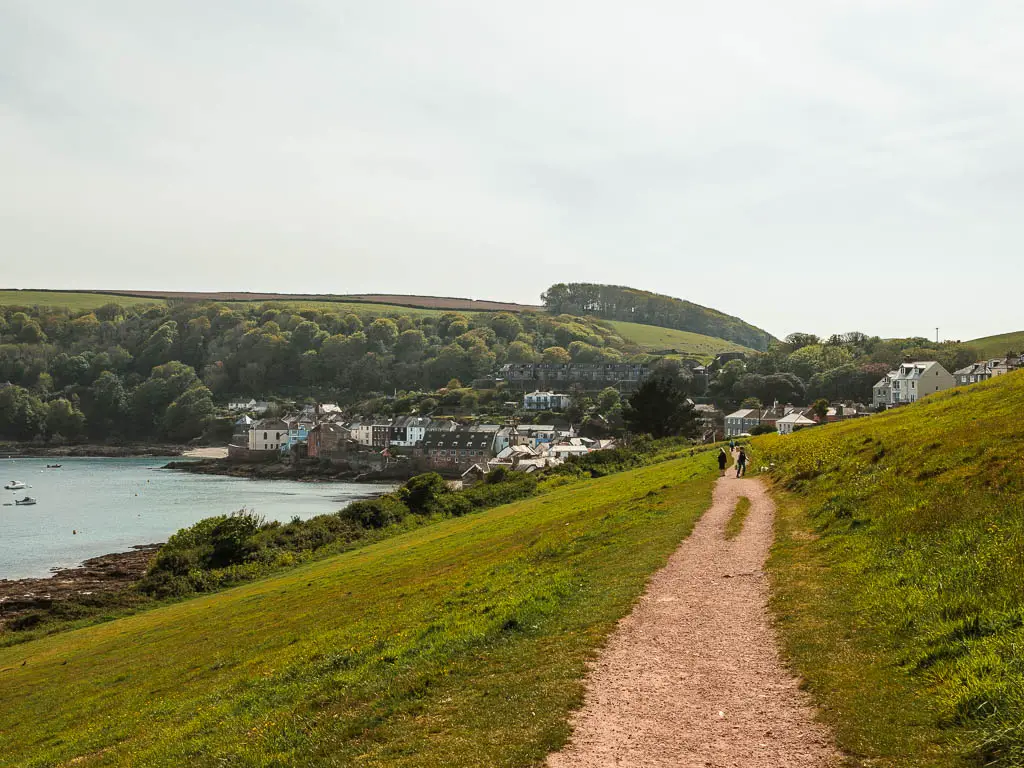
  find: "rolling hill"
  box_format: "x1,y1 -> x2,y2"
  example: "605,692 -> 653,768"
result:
0,290 -> 539,314
967,329 -> 1024,358
542,283 -> 776,351
0,452 -> 717,767
758,371 -> 1024,766
0,289 -> 754,359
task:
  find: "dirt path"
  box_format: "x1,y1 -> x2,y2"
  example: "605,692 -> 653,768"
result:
546,471 -> 838,768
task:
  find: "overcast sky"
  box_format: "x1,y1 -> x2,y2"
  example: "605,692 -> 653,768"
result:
2,1 -> 1022,340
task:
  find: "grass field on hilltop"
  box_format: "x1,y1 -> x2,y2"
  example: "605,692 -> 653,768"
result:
609,320 -> 753,357
0,290 -> 165,310
0,452 -> 717,767
761,372 -> 1024,767
224,299 -> 446,318
967,330 -> 1024,358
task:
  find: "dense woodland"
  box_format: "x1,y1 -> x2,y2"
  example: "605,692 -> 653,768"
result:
541,282 -> 775,351
0,301 -> 643,443
0,299 -> 993,444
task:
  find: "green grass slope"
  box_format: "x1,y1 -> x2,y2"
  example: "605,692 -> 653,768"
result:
0,453 -> 716,767
0,290 -> 535,314
759,372 -> 1024,767
966,330 -> 1024,358
609,320 -> 754,357
0,290 -> 164,310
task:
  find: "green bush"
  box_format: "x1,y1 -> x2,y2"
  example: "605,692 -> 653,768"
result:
338,495 -> 410,529
398,472 -> 449,515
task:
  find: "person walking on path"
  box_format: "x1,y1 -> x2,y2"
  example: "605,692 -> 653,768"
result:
736,447 -> 748,477
717,447 -> 728,476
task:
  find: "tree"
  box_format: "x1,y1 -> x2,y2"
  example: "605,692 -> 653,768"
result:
740,396 -> 762,409
489,313 -> 523,341
506,340 -> 537,364
709,359 -> 746,399
623,373 -> 698,439
0,385 -> 47,441
542,346 -> 571,364
163,384 -> 215,441
784,333 -> 820,350
46,398 -> 86,439
597,387 -> 620,413
395,329 -> 427,362
811,398 -> 830,422
139,321 -> 178,371
566,394 -> 594,424
84,371 -> 129,438
17,320 -> 46,344
366,318 -> 399,351
132,362 -> 201,436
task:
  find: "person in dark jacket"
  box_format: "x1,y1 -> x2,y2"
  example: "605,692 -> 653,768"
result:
736,447 -> 748,477
717,447 -> 728,476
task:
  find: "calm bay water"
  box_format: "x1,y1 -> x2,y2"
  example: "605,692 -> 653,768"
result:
0,457 -> 391,580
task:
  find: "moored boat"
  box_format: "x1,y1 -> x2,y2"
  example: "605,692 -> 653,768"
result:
14,496 -> 37,506
4,480 -> 26,490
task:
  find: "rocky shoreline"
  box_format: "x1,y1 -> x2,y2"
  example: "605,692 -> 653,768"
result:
163,458 -> 413,483
0,545 -> 161,630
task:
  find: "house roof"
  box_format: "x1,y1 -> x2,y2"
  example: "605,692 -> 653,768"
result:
778,412 -> 816,425
725,409 -> 757,420
422,430 -> 495,451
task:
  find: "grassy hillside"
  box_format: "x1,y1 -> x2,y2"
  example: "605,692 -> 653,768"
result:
0,453 -> 716,767
0,290 -> 536,314
0,290 -> 164,310
966,330 -> 1024,358
542,282 -> 775,350
759,372 -> 1024,767
609,320 -> 754,357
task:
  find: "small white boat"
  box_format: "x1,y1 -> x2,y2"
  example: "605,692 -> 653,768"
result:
14,496 -> 37,506
4,480 -> 26,490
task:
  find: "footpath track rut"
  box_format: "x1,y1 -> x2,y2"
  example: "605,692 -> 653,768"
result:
547,469 -> 838,768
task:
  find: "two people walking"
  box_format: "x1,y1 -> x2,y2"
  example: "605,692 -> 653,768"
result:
718,446 -> 748,478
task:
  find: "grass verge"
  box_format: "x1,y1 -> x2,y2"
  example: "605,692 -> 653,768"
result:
0,452 -> 716,767
762,372 -> 1024,767
724,497 -> 750,540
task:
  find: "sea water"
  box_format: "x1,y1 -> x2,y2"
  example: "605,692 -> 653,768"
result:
0,457 -> 390,580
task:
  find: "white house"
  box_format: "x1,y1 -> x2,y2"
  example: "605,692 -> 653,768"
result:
875,361 -> 955,408
248,419 -> 288,451
548,440 -> 592,460
389,416 -> 433,447
776,412 -> 818,435
523,391 -> 572,411
350,422 -> 374,446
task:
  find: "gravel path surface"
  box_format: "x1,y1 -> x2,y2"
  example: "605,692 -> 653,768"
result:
547,471 -> 839,768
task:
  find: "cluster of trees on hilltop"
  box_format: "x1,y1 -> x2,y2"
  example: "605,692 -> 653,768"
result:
708,331 -> 983,406
540,283 -> 775,351
0,302 -> 654,443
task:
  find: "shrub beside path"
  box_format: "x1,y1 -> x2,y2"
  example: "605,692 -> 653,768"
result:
547,472 -> 839,767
